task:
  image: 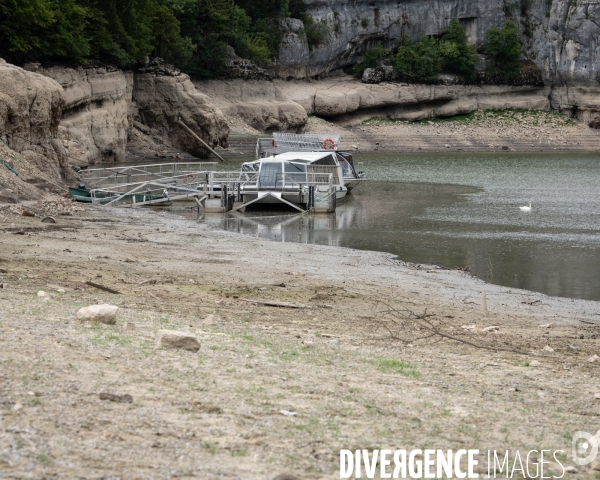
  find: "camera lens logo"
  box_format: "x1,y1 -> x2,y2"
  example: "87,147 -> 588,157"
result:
572,431 -> 598,466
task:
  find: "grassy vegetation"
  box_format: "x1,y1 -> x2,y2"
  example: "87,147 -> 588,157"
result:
377,359 -> 420,377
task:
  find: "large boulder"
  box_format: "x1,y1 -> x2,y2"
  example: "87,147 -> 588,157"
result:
133,69 -> 229,157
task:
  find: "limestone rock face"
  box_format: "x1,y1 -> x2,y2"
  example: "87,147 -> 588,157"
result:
38,65 -> 130,163
193,79 -> 308,133
550,85 -> 600,128
0,59 -> 74,185
133,70 -> 229,157
276,18 -> 310,80
276,0 -> 600,87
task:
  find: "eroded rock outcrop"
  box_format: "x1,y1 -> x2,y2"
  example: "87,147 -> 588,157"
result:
0,59 -> 74,187
133,71 -> 229,157
276,77 -> 550,121
35,65 -> 130,164
193,80 -> 308,133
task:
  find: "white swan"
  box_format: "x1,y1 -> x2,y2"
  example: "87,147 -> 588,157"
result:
519,202 -> 532,212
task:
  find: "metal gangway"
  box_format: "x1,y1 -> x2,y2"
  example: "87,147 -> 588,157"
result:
87,164 -> 337,213
80,162 -> 218,190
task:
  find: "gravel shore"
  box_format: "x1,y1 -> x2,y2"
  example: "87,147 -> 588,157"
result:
0,205 -> 599,478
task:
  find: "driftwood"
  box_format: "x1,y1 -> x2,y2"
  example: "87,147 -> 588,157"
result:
85,281 -> 121,294
239,298 -> 308,309
370,301 -> 533,356
177,120 -> 225,162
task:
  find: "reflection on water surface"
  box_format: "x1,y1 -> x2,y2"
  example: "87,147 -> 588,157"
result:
182,152 -> 600,301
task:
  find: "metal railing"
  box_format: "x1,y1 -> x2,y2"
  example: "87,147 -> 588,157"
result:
80,162 -> 218,189
256,133 -> 341,157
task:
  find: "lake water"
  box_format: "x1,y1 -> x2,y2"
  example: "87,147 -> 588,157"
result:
204,153 -> 600,301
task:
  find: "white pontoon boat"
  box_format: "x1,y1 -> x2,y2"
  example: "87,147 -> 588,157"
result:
255,133 -> 367,192
238,151 -> 346,209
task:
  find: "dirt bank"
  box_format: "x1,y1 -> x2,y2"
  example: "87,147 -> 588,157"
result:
0,206 -> 599,478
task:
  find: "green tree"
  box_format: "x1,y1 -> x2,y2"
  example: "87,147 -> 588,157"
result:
392,34 -> 440,82
439,18 -> 478,81
352,42 -> 390,75
0,0 -> 55,60
483,20 -> 521,76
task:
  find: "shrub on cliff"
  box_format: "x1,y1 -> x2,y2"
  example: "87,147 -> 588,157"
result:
439,19 -> 478,81
392,35 -> 440,83
483,20 -> 522,77
352,43 -> 391,75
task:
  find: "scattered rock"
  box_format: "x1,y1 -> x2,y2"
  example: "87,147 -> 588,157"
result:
41,216 -> 56,223
77,304 -> 119,325
564,466 -> 577,473
37,290 -> 49,298
502,146 -> 509,150
543,345 -> 554,352
445,144 -> 450,148
329,339 -> 339,345
279,409 -> 297,416
155,329 -> 200,352
301,340 -> 315,348
272,474 -> 301,480
12,402 -> 22,412
529,360 -> 541,367
594,392 -> 600,401
588,355 -> 600,363
482,325 -> 499,332
201,314 -> 215,326
22,210 -> 35,217
99,392 -> 133,403
138,279 -> 157,286
286,271 -> 306,277
123,322 -> 135,331
539,323 -> 553,328
0,283 -> 6,289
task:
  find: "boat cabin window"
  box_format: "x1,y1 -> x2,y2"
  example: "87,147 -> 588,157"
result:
283,162 -> 307,185
258,162 -> 283,189
241,163 -> 259,181
338,158 -> 354,178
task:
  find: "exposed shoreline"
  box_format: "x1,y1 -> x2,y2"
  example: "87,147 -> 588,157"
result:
0,204 -> 599,477
221,109 -> 600,158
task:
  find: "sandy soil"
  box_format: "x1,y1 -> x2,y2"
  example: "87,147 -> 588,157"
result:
0,205 -> 599,479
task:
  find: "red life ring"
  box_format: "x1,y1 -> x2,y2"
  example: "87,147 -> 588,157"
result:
271,139 -> 276,147
322,138 -> 335,150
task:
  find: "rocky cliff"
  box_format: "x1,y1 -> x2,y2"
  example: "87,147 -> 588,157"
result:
277,0 -> 600,86
0,59 -> 75,188
34,65 -> 130,164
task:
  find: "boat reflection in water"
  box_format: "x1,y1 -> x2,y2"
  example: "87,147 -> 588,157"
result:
204,197 -> 361,247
